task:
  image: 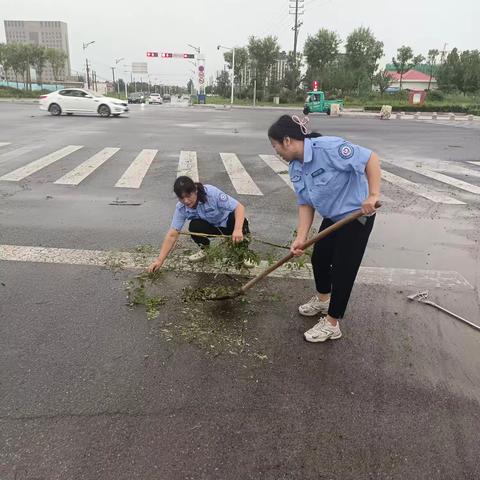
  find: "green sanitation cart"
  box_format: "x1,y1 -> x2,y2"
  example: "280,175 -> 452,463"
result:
303,91 -> 343,115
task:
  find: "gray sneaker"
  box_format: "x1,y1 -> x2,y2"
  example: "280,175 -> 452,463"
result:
304,318 -> 342,343
188,250 -> 207,262
298,294 -> 330,316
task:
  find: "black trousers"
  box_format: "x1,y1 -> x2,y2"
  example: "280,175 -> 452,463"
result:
311,214 -> 375,319
189,212 -> 250,246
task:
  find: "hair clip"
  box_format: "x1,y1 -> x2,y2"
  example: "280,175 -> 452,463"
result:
291,114 -> 310,135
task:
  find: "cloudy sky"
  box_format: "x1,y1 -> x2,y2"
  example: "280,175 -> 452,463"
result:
1,0 -> 478,86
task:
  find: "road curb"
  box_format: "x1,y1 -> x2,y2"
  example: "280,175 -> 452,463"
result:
0,98 -> 39,104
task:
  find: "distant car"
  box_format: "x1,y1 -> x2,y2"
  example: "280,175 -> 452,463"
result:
148,93 -> 163,104
39,88 -> 129,117
127,92 -> 146,104
162,94 -> 171,103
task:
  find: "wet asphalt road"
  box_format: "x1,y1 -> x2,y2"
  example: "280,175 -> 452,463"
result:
1,102 -> 480,479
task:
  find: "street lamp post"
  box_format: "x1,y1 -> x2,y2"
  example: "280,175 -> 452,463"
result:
250,60 -> 258,107
113,57 -> 124,95
217,45 -> 235,104
82,40 -> 95,89
123,65 -> 131,100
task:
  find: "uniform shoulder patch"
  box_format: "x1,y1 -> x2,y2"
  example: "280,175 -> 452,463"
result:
218,192 -> 228,202
338,143 -> 354,159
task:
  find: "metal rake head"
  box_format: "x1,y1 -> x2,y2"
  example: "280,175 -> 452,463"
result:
407,290 -> 429,301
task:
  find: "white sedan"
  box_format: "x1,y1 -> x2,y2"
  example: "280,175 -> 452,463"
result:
39,88 -> 129,117
148,93 -> 163,104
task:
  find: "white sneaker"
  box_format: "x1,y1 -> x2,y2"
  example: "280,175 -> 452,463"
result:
298,294 -> 330,316
188,250 -> 207,262
304,318 -> 342,343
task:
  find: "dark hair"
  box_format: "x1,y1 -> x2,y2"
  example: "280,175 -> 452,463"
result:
173,176 -> 207,203
268,115 -> 322,142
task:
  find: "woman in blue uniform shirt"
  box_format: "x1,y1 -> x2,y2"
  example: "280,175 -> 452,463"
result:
268,115 -> 381,343
147,176 -> 249,272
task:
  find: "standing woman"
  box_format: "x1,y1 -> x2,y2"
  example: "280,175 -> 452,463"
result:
267,115 -> 381,343
147,176 -> 249,273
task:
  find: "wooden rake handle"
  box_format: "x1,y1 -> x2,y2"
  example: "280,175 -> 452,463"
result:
239,202 -> 381,295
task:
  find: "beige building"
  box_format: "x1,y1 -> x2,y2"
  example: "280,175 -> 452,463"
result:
4,20 -> 71,83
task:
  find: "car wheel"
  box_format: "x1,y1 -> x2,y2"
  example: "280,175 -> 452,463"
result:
98,105 -> 111,117
49,103 -> 62,116
303,107 -> 309,115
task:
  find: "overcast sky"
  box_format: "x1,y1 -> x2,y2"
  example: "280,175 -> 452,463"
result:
1,0 -> 478,86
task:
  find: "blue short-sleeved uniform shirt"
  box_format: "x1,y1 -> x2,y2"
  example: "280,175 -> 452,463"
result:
170,184 -> 238,231
289,137 -> 372,221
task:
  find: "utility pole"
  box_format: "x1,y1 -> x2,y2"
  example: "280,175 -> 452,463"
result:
217,45 -> 235,104
440,42 -> 448,64
85,59 -> 90,89
82,41 -> 95,90
111,67 -> 116,93
289,0 -> 304,90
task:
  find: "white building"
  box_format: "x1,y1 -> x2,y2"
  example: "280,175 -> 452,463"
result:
4,20 -> 71,83
386,69 -> 437,91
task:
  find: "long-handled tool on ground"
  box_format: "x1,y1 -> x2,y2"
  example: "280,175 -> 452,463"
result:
208,202 -> 381,301
407,290 -> 480,332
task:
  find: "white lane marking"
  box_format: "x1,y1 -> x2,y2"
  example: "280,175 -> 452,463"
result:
383,158 -> 480,194
115,149 -> 157,189
54,147 -> 120,185
220,153 -> 263,196
0,244 -> 473,290
0,142 -> 11,148
259,154 -> 293,190
381,170 -> 465,205
0,145 -> 40,168
177,150 -> 198,182
467,161 -> 480,167
407,167 -> 480,195
0,145 -> 83,182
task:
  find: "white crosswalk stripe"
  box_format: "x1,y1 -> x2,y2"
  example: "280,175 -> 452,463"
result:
177,150 -> 199,182
381,170 -> 465,204
220,153 -> 263,196
114,149 -> 157,189
390,162 -> 480,195
259,154 -> 293,190
54,147 -> 120,185
0,145 -> 83,182
3,142 -> 480,206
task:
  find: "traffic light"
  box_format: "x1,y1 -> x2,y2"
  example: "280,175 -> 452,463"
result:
161,53 -> 173,58
146,51 -> 158,57
312,80 -> 319,91
183,53 -> 195,59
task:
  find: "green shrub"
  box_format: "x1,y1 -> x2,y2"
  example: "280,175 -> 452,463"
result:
426,90 -> 445,101
0,86 -> 50,98
363,104 -> 479,114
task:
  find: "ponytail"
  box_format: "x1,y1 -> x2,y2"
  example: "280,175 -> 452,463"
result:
195,182 -> 207,203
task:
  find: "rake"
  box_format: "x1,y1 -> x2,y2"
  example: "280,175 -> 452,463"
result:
407,290 -> 480,332
205,202 -> 381,301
